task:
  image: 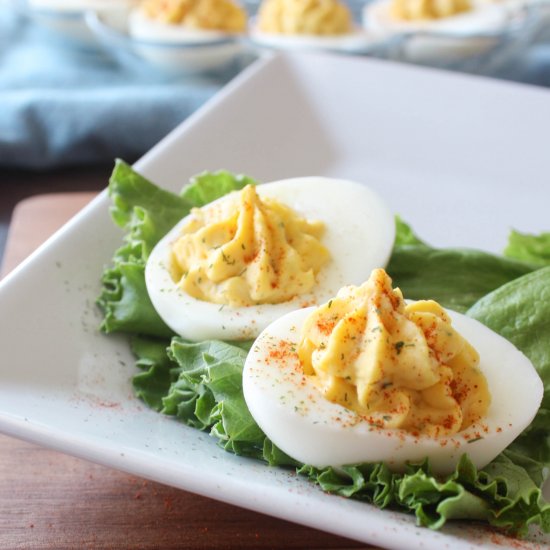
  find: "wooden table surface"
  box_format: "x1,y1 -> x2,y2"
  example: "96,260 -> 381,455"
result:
0,191 -> 374,550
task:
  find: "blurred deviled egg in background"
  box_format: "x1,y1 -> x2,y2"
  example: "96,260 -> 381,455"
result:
124,0 -> 247,72
249,0 -> 376,54
363,0 -> 519,63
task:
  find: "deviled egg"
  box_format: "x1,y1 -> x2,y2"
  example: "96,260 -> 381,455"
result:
127,0 -> 247,72
249,0 -> 374,53
145,177 -> 395,341
363,0 -> 514,62
243,269 -> 543,475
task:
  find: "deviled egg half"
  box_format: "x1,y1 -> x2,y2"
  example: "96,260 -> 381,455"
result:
363,0 -> 514,62
127,0 -> 247,72
249,0 -> 375,53
145,177 -> 395,341
243,269 -> 543,475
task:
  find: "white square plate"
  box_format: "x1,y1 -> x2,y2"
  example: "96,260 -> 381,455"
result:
2,52 -> 550,549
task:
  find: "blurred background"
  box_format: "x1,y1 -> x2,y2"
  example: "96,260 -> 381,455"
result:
2,0 -> 550,258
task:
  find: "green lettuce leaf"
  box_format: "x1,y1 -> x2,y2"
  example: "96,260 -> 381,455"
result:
300,453 -> 550,535
180,171 -> 255,207
388,245 -> 534,313
108,159 -> 193,259
504,230 -> 550,266
165,338 -> 297,464
468,266 -> 550,463
131,336 -> 298,466
479,452 -> 550,534
394,216 -> 425,246
99,262 -> 173,337
131,336 -> 178,410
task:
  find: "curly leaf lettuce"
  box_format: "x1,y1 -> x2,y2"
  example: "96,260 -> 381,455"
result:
131,336 -> 179,410
108,159 -> 194,259
132,336 -> 298,466
301,452 -> 550,536
181,171 -> 256,207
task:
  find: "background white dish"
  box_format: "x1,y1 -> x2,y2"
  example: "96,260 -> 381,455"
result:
1,52 -> 550,548
23,0 -> 133,48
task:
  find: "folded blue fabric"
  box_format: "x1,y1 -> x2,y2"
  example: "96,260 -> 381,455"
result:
0,6 -> 248,169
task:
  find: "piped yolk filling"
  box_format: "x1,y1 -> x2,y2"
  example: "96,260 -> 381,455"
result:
258,0 -> 352,35
169,184 -> 330,307
390,0 -> 471,20
140,0 -> 247,32
298,269 -> 490,437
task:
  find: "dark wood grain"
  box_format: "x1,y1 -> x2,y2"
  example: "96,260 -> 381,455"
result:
0,435 -> 365,549
0,191 -> 373,550
0,164 -> 111,260
0,192 -> 98,277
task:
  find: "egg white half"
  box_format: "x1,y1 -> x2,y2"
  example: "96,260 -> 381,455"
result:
242,305 -> 543,475
146,177 -> 395,341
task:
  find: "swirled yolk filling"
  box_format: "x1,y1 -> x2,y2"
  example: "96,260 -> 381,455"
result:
169,184 -> 330,307
298,269 -> 490,437
140,0 -> 247,32
258,0 -> 352,35
391,0 -> 471,20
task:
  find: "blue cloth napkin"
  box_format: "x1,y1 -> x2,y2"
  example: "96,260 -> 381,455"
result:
0,6 -> 249,169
